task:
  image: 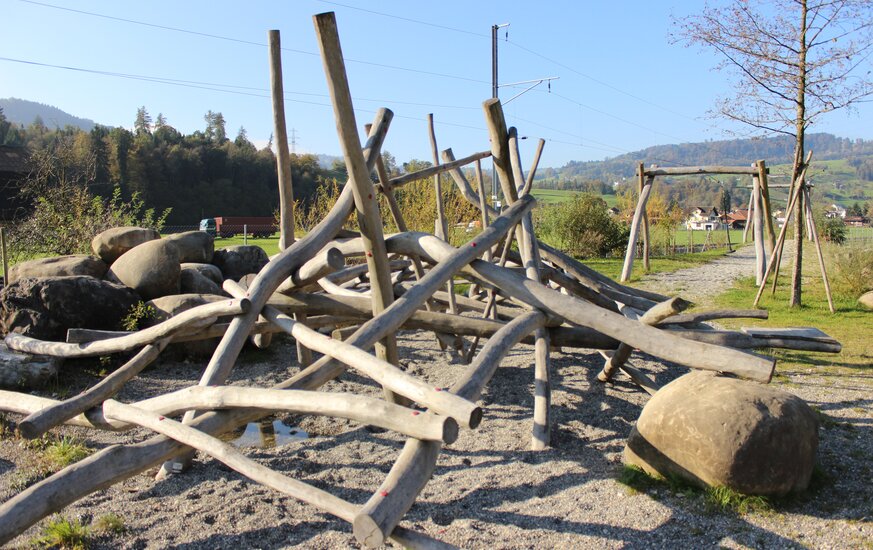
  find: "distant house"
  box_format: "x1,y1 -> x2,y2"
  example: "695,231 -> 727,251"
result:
844,216 -> 869,227
726,208 -> 748,230
685,206 -> 723,231
824,204 -> 847,219
0,146 -> 30,222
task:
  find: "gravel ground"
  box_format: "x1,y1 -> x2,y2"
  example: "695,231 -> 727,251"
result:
1,247 -> 871,549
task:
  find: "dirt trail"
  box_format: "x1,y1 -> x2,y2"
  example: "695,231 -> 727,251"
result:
634,243 -> 792,305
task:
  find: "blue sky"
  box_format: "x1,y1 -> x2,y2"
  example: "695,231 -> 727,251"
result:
2,0 -> 872,168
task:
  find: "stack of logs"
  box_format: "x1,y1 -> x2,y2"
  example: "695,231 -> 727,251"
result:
0,12 -> 840,548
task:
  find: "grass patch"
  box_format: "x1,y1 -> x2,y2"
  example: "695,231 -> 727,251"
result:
705,486 -> 771,515
31,515 -> 90,549
43,436 -> 91,469
93,513 -> 126,535
713,246 -> 873,375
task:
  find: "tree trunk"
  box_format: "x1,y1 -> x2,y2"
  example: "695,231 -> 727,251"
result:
790,0 -> 808,308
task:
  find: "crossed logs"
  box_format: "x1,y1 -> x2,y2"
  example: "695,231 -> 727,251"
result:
0,12 -> 841,549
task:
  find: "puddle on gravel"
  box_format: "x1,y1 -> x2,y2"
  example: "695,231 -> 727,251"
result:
225,420 -> 308,448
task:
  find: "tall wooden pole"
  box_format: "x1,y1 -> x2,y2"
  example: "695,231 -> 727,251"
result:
752,174 -> 766,285
313,12 -> 402,402
803,186 -> 835,313
620,174 -> 653,282
639,163 -> 650,272
268,30 -> 295,252
756,160 -> 776,254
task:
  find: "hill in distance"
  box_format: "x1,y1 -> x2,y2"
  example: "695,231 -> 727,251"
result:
0,97 -> 96,132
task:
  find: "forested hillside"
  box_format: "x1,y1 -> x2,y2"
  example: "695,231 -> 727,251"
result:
0,97 -> 96,135
0,106 -> 336,225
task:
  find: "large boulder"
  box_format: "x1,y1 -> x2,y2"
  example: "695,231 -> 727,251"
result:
8,255 -> 107,284
164,231 -> 214,264
180,263 -> 223,286
211,245 -> 269,281
180,265 -> 225,296
106,239 -> 181,300
859,291 -> 873,310
624,371 -> 818,496
0,276 -> 140,341
91,226 -> 160,265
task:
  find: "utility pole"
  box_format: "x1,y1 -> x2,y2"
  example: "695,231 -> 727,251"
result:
491,23 -> 509,209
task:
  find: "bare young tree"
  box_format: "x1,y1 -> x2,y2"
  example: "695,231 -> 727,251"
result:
674,0 -> 873,306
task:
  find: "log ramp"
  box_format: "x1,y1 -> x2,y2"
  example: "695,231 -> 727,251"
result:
0,12 -> 841,548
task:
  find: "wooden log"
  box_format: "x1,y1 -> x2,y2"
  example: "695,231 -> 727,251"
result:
742,187 -> 754,243
803,186 -> 835,313
5,299 -> 248,358
620,176 -> 654,282
103,399 -> 360,521
0,343 -> 60,389
597,297 -> 689,382
757,160 -> 776,254
753,153 -> 812,307
482,98 -> 517,197
282,196 -> 535,394
519,138 -> 546,197
598,350 -> 660,396
660,309 -> 768,326
752,173 -> 767,285
643,166 -> 764,176
116,386 -> 455,443
162,109 -> 394,478
224,281 -> 480,429
17,339 -> 169,439
314,12 -> 402,403
0,227 -> 7,285
442,149 -> 498,220
639,163 -> 650,272
384,150 -> 490,190
668,328 -> 842,353
506,124 -> 552,450
268,30 -> 295,252
353,309 -> 547,547
389,233 -> 775,382
276,247 -> 345,293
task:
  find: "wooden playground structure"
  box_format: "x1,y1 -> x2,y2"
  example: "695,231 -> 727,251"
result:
0,12 -> 842,548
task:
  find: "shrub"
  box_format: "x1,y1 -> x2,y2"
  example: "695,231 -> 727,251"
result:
8,139 -> 170,263
821,218 -> 847,244
534,193 -> 628,258
827,241 -> 873,298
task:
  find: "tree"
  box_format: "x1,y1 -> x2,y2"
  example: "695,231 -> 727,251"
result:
204,110 -> 227,143
134,106 -> 152,137
675,0 -> 873,307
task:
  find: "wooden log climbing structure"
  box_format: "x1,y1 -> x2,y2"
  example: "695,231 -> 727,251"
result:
0,12 -> 842,548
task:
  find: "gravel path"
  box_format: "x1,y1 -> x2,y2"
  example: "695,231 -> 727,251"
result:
634,243 -> 780,305
1,245 -> 870,549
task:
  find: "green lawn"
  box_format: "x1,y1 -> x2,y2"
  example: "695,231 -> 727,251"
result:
712,246 -> 873,375
530,188 -> 618,207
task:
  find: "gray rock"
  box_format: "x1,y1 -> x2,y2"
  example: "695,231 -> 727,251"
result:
107,239 -> 181,300
164,231 -> 214,263
180,266 -> 225,296
859,291 -> 873,310
181,263 -> 223,286
211,245 -> 269,281
0,276 -> 140,341
624,371 -> 818,496
8,255 -> 107,284
91,226 -> 160,265
0,342 -> 61,389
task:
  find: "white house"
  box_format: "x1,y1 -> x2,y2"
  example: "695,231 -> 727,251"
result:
685,207 -> 723,231
824,204 -> 847,219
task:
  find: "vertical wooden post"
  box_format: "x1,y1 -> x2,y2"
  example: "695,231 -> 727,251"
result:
742,187 -> 754,243
427,114 -> 460,320
313,12 -> 402,402
756,160 -> 776,254
752,173 -> 766,285
620,171 -> 653,282
519,138 -> 546,197
268,30 -> 295,252
639,163 -> 650,272
0,227 -> 8,286
803,186 -> 835,313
